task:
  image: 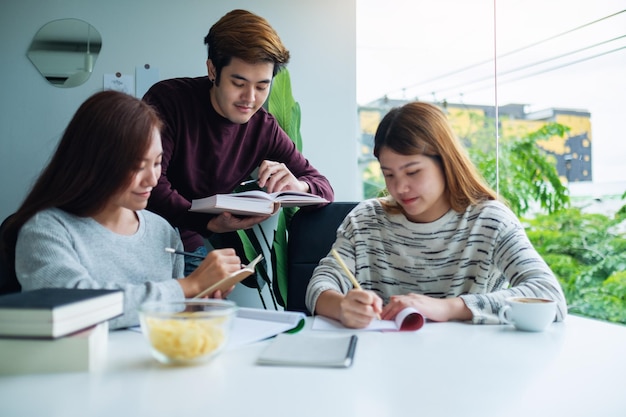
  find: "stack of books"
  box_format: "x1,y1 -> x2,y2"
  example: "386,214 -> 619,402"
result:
0,288 -> 124,375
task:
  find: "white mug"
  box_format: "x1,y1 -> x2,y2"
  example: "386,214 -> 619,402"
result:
498,297 -> 556,332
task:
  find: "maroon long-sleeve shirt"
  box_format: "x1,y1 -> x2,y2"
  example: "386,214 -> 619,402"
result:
143,77 -> 334,251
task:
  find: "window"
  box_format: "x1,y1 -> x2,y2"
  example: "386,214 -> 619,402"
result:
357,0 -> 626,323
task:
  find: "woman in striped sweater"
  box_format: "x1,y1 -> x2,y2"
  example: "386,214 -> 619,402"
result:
306,101 -> 567,328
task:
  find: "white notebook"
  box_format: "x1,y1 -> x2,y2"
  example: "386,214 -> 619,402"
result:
256,333 -> 357,368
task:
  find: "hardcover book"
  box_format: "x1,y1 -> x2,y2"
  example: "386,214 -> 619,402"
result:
0,321 -> 109,375
190,190 -> 329,216
0,288 -> 123,338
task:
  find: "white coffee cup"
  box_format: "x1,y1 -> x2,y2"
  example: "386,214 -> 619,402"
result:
498,297 -> 556,332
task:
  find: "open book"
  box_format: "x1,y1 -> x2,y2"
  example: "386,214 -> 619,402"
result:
130,308 -> 305,349
190,190 -> 329,216
312,307 -> 425,332
227,308 -> 306,349
194,255 -> 263,298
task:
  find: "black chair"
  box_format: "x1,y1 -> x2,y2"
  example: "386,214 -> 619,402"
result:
286,202 -> 358,315
0,214 -> 21,295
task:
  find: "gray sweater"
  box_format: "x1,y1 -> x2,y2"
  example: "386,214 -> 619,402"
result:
15,208 -> 185,329
305,199 -> 567,324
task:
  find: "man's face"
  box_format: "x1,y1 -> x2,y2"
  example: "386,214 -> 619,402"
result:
207,57 -> 274,124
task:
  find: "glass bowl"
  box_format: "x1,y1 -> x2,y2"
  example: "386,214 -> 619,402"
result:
139,299 -> 237,365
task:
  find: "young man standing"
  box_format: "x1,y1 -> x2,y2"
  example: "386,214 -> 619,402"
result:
144,9 -> 334,274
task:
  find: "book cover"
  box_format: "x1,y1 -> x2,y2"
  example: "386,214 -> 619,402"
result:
189,190 -> 328,216
0,288 -> 124,338
194,254 -> 264,298
0,321 -> 109,375
256,333 -> 357,368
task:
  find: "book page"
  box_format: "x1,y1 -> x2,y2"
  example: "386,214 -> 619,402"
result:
237,307 -> 304,325
268,191 -> 329,205
190,190 -> 327,215
226,309 -> 306,349
312,316 -> 398,331
189,193 -> 275,215
311,307 -> 424,332
235,190 -> 328,205
231,190 -> 275,200
234,190 -> 319,200
129,308 -> 305,349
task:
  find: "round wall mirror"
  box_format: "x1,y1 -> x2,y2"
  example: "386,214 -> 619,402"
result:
27,19 -> 102,88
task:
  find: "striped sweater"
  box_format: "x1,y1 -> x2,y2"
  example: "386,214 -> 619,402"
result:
305,198 -> 567,324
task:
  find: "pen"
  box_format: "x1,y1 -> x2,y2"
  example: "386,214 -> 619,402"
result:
164,247 -> 205,260
331,249 -> 382,320
241,173 -> 274,186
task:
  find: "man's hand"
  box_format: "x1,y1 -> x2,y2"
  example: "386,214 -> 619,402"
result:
258,160 -> 310,194
206,211 -> 273,234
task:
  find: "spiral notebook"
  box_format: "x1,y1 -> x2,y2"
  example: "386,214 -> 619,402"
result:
257,333 -> 357,368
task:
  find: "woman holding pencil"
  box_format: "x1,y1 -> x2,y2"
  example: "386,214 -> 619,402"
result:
305,101 -> 567,329
1,91 -> 241,329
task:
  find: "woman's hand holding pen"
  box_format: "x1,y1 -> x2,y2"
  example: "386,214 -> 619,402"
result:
257,160 -> 309,194
178,248 -> 241,298
328,249 -> 383,328
339,290 -> 383,329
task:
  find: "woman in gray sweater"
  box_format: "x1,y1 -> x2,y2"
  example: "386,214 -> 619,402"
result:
306,101 -> 567,328
2,91 -> 241,329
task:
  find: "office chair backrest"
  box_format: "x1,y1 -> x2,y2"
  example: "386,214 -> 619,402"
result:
286,202 -> 358,315
0,214 -> 21,295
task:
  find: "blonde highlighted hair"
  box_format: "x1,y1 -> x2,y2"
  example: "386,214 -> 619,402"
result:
373,101 -> 497,213
204,9 -> 290,84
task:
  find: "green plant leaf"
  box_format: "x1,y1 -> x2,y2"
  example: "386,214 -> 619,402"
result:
265,68 -> 304,307
268,70 -> 301,150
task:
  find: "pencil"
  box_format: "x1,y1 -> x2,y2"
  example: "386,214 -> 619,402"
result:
164,247 -> 205,260
331,249 -> 361,290
331,249 -> 381,320
240,179 -> 258,186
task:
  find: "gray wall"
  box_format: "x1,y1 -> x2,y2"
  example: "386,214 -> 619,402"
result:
0,0 -> 359,221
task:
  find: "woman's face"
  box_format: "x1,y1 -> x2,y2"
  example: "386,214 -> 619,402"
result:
110,128 -> 163,212
378,147 -> 450,223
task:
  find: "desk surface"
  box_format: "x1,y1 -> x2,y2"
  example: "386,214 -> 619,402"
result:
1,314 -> 625,417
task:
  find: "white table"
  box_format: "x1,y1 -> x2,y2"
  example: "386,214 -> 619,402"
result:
1,314 -> 625,417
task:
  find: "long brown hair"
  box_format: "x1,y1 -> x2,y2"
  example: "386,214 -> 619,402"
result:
204,9 -> 290,84
373,101 -> 497,213
1,90 -> 162,268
